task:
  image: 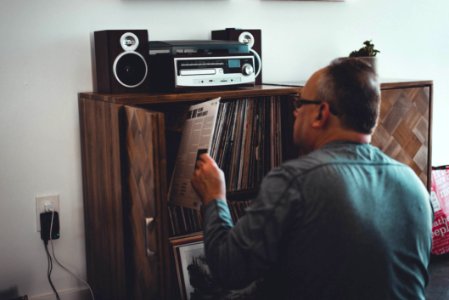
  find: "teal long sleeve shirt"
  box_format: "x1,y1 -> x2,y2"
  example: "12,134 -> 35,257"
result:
203,142 -> 433,300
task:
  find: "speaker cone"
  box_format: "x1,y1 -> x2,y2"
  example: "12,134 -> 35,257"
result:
113,52 -> 148,88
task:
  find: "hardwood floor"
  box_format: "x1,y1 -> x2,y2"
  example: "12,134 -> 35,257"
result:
426,254 -> 449,299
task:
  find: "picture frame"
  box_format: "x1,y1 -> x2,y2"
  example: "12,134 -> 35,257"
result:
170,233 -> 261,300
170,233 -> 204,300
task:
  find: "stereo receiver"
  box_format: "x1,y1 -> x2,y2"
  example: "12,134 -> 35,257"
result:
148,40 -> 256,91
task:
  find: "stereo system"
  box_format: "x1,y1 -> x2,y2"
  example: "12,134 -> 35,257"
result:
148,40 -> 255,91
92,28 -> 262,93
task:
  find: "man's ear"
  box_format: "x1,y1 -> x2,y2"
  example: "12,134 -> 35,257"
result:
312,103 -> 331,128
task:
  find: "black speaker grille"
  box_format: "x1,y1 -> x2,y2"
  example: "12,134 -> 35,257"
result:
113,52 -> 148,88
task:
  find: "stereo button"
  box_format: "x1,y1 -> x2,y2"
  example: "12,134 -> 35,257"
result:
242,63 -> 254,76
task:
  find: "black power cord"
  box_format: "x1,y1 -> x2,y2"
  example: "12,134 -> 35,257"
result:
40,210 -> 95,300
41,210 -> 61,300
44,239 -> 61,300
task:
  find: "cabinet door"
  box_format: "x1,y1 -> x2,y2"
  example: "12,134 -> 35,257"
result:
124,106 -> 169,300
79,98 -> 127,300
372,86 -> 431,189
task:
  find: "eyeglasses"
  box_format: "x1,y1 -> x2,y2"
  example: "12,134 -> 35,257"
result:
290,96 -> 322,110
290,95 -> 340,115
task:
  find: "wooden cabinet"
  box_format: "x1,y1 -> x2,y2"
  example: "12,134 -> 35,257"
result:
78,81 -> 432,300
78,85 -> 299,300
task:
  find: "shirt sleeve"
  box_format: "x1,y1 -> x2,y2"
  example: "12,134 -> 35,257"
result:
202,166 -> 298,289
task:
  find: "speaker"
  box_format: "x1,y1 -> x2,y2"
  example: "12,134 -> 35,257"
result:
93,30 -> 150,93
211,28 -> 262,85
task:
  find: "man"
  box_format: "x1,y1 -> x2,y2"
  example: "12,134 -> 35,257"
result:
191,58 -> 433,299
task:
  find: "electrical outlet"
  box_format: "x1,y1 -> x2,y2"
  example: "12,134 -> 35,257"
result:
36,194 -> 59,232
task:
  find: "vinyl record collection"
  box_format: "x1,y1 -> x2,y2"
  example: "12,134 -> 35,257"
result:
168,199 -> 253,236
210,96 -> 283,192
168,95 -> 292,237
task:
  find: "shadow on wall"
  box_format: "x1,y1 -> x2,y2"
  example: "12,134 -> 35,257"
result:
0,286 -> 28,300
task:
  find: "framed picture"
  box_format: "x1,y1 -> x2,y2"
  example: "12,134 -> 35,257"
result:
170,233 -> 261,300
171,234 -> 204,300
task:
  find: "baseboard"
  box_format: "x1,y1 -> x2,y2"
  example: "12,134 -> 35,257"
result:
29,287 -> 91,300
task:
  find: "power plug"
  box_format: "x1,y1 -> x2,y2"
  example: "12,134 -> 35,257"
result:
40,211 -> 60,242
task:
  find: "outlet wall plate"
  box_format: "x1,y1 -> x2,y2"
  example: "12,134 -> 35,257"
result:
36,194 -> 60,232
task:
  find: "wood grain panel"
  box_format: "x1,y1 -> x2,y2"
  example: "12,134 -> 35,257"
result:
78,96 -> 127,300
372,86 -> 431,188
124,106 -> 169,300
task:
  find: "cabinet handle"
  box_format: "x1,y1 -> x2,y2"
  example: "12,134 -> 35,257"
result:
145,217 -> 156,257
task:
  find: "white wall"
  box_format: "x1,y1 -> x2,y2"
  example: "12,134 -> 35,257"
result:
1,0 -> 448,298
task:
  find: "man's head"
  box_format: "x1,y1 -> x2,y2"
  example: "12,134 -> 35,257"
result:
293,58 -> 380,154
317,57 -> 380,134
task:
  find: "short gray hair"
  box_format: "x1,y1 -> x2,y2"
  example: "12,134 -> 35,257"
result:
316,57 -> 380,134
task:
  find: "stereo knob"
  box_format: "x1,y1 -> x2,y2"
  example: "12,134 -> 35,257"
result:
242,63 -> 254,76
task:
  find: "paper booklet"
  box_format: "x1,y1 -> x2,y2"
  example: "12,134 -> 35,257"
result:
168,97 -> 221,210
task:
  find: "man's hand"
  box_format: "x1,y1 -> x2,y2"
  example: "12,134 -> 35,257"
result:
191,154 -> 226,206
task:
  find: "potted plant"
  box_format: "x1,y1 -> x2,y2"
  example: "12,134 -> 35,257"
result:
349,40 -> 380,72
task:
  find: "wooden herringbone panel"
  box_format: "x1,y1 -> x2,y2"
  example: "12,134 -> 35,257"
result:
372,86 -> 430,186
